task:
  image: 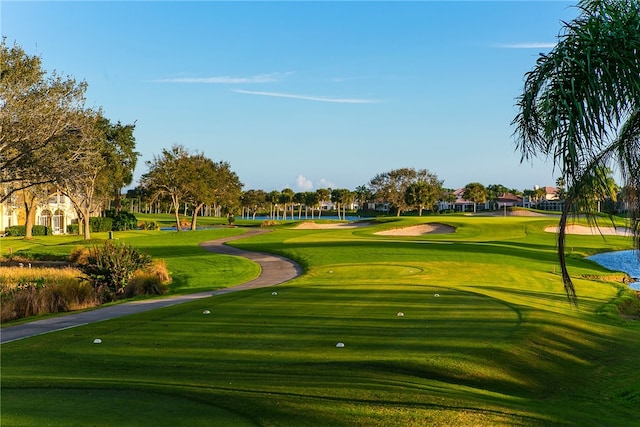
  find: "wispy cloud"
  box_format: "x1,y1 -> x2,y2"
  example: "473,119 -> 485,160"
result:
153,72 -> 292,84
233,89 -> 380,104
496,42 -> 556,49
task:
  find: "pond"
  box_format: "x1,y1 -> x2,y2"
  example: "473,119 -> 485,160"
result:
588,250 -> 640,291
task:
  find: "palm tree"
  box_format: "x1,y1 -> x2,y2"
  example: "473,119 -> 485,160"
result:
513,0 -> 640,303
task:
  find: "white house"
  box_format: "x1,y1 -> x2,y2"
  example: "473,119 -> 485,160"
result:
1,190 -> 78,235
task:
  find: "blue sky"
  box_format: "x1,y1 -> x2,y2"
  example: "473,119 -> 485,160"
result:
2,1 -> 579,192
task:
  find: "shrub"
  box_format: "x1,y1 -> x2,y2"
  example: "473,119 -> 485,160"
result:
261,220 -> 280,227
139,220 -> 159,230
68,246 -> 91,265
3,225 -> 47,237
78,241 -> 152,302
106,210 -> 138,231
89,217 -> 113,233
125,273 -> 169,297
146,259 -> 172,284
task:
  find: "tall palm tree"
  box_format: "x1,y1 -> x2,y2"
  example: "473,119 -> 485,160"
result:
513,0 -> 640,304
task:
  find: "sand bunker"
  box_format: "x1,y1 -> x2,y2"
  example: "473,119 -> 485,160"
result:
544,224 -> 632,236
374,223 -> 455,236
293,221 -> 371,230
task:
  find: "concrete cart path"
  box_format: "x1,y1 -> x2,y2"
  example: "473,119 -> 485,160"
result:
0,229 -> 301,345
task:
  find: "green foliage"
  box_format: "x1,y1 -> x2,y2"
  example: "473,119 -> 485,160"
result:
66,224 -> 79,234
105,210 -> 138,231
139,220 -> 159,230
78,241 -> 152,301
3,225 -> 47,237
88,217 -> 113,233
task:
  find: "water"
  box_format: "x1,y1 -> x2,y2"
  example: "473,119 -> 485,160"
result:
588,250 -> 640,290
244,215 -> 368,221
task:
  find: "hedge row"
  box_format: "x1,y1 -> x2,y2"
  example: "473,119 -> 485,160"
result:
5,213 -> 140,235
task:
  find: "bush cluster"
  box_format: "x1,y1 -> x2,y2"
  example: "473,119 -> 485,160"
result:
3,225 -> 47,236
77,241 -> 153,302
139,220 -> 160,230
1,245 -> 172,321
89,217 -> 113,232
106,210 -> 138,231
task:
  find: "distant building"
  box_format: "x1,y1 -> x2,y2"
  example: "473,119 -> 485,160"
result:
496,193 -> 523,209
1,190 -> 78,234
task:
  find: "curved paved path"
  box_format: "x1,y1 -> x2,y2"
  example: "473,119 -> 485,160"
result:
0,229 -> 301,344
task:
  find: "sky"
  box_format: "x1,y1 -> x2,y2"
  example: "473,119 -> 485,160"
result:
2,1 -> 580,193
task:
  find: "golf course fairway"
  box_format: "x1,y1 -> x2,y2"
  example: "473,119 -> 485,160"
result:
1,215 -> 639,426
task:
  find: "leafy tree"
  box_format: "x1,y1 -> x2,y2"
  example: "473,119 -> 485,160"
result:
304,191 -> 320,219
316,188 -> 330,218
404,174 -> 443,216
331,188 -> 353,220
293,191 -> 306,219
513,0 -> 640,302
369,168 -> 435,216
209,160 -> 242,221
462,182 -> 487,213
55,110 -> 109,240
486,184 -> 509,210
266,190 -> 281,219
279,188 -> 295,220
183,155 -> 229,229
96,117 -> 139,213
574,167 -> 619,213
354,185 -> 372,211
241,189 -> 267,219
0,39 -> 90,202
141,145 -> 192,231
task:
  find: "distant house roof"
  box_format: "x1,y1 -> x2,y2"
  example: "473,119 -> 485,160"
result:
497,193 -> 523,203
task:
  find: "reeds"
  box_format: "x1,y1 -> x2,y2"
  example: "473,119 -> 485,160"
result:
0,266 -> 98,322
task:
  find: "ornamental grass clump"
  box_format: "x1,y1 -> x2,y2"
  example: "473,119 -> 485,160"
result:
0,267 -> 97,322
124,260 -> 172,297
78,241 -> 152,302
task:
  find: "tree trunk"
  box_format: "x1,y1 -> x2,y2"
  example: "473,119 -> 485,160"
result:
191,203 -> 204,230
558,193 -> 578,305
22,189 -> 38,240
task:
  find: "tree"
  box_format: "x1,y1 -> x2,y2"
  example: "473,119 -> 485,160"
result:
293,192 -> 306,219
331,188 -> 352,220
97,118 -> 139,213
266,190 -> 280,219
316,188 -> 330,218
462,182 -> 487,213
369,168 -> 434,216
0,39 -> 90,203
241,189 -> 267,219
55,110 -> 109,240
279,188 -> 295,220
404,174 -> 443,216
141,145 -> 192,231
354,185 -> 372,211
487,184 -> 509,210
513,0 -> 640,303
304,191 -> 319,219
209,161 -> 242,222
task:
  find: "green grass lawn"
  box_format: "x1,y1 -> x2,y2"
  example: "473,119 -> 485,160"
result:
1,215 -> 639,426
